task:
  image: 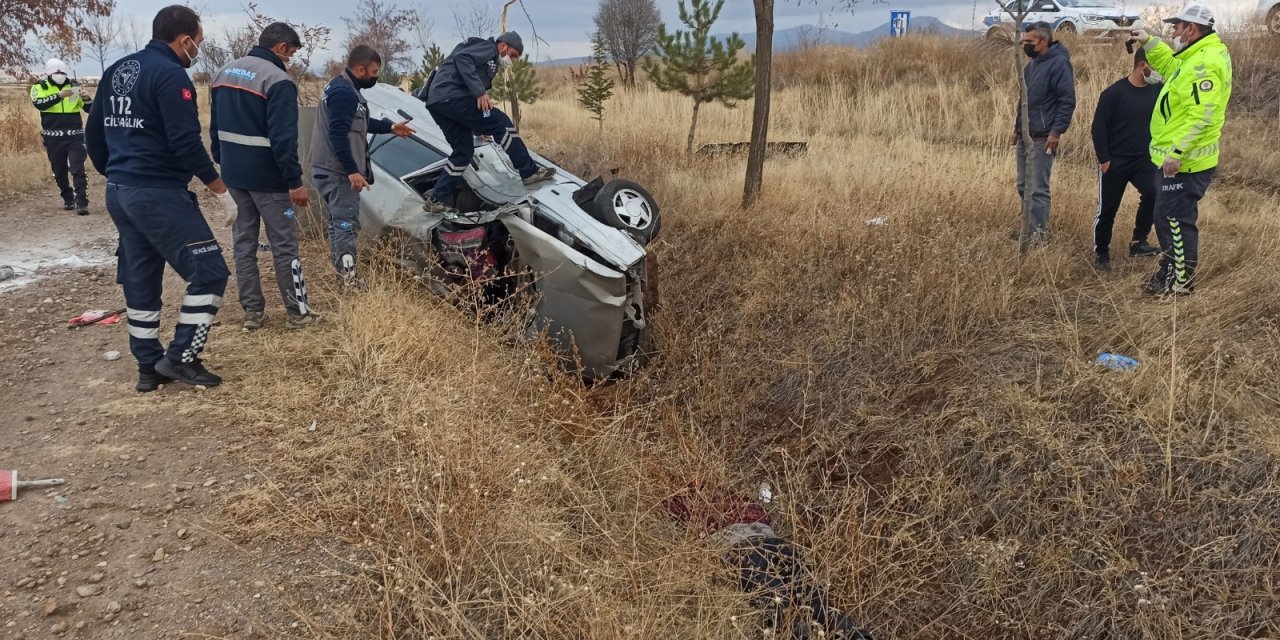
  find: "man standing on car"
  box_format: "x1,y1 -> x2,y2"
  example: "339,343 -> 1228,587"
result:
420,31 -> 556,214
1131,4 -> 1232,295
1011,22 -> 1076,239
1089,49 -> 1162,271
86,5 -> 239,391
310,45 -> 415,289
30,58 -> 92,215
211,22 -> 321,331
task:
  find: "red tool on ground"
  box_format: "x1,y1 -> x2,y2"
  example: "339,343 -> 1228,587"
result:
67,308 -> 125,329
1,471 -> 65,502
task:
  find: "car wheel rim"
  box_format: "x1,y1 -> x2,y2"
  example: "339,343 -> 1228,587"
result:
612,189 -> 652,230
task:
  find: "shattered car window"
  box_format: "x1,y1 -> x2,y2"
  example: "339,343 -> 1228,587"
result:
369,133 -> 448,179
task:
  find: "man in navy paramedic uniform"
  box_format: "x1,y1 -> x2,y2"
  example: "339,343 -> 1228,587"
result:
86,4 -> 239,391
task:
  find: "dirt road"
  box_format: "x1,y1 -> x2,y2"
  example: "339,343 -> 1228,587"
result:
0,182 -> 311,639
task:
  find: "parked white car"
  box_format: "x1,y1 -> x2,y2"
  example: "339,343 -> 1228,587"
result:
984,0 -> 1142,38
1261,0 -> 1280,33
301,84 -> 660,380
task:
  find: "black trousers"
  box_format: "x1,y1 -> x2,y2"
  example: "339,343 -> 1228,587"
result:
1093,155 -> 1156,257
43,134 -> 88,208
1152,168 -> 1216,292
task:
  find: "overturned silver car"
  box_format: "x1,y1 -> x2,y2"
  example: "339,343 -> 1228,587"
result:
304,84 -> 660,379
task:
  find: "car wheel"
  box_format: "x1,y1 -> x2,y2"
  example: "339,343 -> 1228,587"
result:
985,25 -> 1012,40
591,180 -> 661,245
1269,6 -> 1280,34
1055,21 -> 1077,37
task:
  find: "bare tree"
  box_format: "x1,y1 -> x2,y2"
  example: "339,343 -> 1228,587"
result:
82,12 -> 121,73
410,2 -> 436,55
344,0 -> 416,71
123,17 -> 148,52
593,0 -> 660,88
0,0 -> 114,71
452,2 -> 497,39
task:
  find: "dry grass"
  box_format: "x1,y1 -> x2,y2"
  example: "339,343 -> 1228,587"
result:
0,87 -> 55,195
14,33 -> 1280,638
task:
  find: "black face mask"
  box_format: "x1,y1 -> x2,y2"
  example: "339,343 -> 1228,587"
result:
353,73 -> 378,89
1022,43 -> 1040,58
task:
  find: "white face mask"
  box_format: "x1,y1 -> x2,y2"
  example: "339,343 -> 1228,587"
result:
183,37 -> 200,68
1143,70 -> 1163,84
1170,36 -> 1187,51
498,55 -> 513,68
50,73 -> 68,84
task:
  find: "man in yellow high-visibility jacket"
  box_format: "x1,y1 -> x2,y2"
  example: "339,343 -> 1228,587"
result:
1130,3 -> 1232,295
30,59 -> 93,215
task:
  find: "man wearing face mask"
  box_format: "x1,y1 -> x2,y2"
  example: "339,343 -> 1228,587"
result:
86,5 -> 236,391
310,45 -> 415,289
30,59 -> 93,215
1089,49 -> 1163,271
420,31 -> 556,214
1010,22 -> 1076,239
210,23 -> 322,331
1130,3 -> 1232,296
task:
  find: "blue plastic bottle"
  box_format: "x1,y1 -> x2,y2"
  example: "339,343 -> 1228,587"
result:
1097,353 -> 1140,371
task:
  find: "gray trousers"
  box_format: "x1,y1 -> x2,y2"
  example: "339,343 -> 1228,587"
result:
1016,137 -> 1057,234
230,188 -> 308,316
314,172 -> 361,278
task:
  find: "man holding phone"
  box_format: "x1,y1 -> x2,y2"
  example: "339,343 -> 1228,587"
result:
30,59 -> 93,215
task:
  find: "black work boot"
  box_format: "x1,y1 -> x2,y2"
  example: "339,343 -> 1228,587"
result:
136,369 -> 174,393
155,357 -> 223,388
1094,254 -> 1113,272
1129,239 -> 1160,258
62,200 -> 75,211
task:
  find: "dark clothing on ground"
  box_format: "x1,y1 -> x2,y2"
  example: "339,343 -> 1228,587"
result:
1152,169 -> 1215,292
1094,156 -> 1157,257
44,136 -> 88,208
230,189 -> 308,315
730,538 -> 875,640
428,101 -> 537,203
107,184 -> 228,369
1091,78 -> 1160,164
210,46 -> 303,192
1015,41 -> 1077,138
86,40 -> 219,189
424,37 -> 501,107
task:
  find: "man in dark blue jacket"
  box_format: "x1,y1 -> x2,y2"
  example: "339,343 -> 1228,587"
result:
86,5 -> 237,391
309,45 -> 414,288
420,32 -> 555,213
1011,22 -> 1076,238
211,22 -> 320,331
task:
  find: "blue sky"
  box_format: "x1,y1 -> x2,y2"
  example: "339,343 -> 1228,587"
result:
58,0 -> 1259,75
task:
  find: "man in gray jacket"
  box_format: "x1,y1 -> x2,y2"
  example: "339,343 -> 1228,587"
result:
420,32 -> 555,213
1011,22 -> 1077,238
211,23 -> 320,330
310,45 -> 414,288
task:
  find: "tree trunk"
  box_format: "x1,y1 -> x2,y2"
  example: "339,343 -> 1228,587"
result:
1013,16 -> 1037,257
686,100 -> 701,157
510,93 -> 522,129
742,0 -> 774,209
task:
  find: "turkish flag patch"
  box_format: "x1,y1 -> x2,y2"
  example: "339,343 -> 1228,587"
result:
182,87 -> 193,101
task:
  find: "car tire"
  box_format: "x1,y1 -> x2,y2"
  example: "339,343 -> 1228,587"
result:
1269,6 -> 1280,34
1055,21 -> 1078,37
591,180 -> 661,245
985,25 -> 1013,40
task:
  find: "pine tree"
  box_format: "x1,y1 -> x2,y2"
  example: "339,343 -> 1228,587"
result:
409,43 -> 445,91
642,0 -> 755,155
491,55 -> 543,128
577,32 -> 616,131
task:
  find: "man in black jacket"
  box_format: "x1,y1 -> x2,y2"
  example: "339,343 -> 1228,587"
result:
1011,22 -> 1076,238
211,23 -> 321,330
420,32 -> 555,213
1090,49 -> 1162,271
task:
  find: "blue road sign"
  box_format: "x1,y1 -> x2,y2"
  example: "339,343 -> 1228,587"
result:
890,10 -> 911,37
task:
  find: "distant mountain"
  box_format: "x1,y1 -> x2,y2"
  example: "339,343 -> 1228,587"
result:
539,16 -> 972,66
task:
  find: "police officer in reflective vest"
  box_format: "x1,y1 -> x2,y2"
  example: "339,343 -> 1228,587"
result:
86,5 -> 239,391
30,59 -> 92,215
